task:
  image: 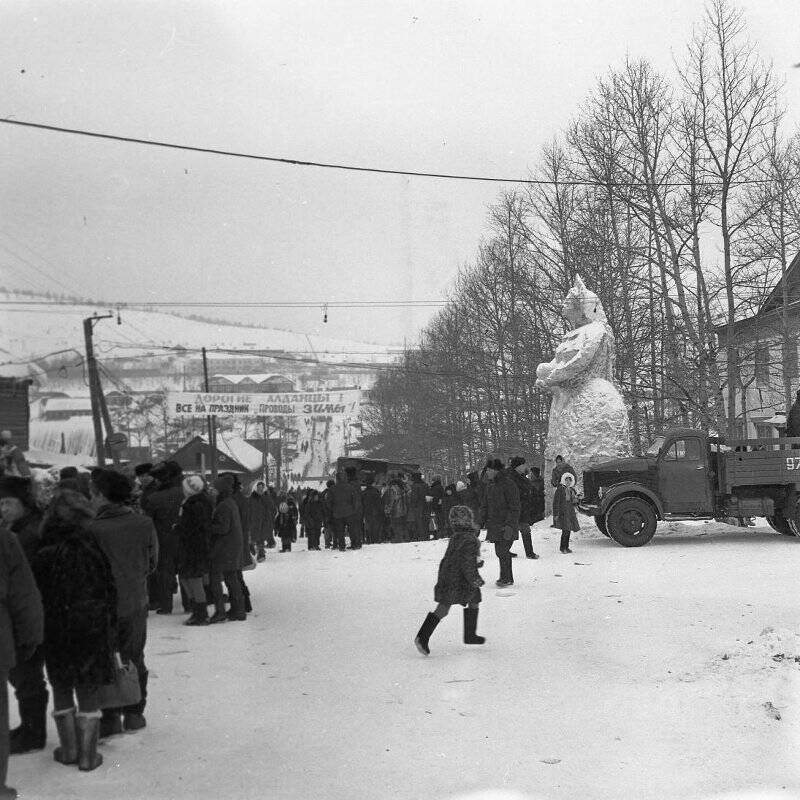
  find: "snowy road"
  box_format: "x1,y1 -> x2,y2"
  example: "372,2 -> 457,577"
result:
8,520 -> 800,800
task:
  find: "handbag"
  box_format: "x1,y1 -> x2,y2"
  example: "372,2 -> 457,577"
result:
86,653 -> 141,710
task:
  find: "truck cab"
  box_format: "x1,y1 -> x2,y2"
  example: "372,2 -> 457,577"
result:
580,427 -> 800,546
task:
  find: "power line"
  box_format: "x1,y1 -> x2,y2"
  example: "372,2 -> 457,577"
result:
1,117 -> 791,188
0,299 -> 446,309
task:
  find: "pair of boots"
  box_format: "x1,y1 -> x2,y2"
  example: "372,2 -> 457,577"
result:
414,608 -> 485,656
9,694 -> 47,754
52,708 -> 103,771
184,601 -> 209,626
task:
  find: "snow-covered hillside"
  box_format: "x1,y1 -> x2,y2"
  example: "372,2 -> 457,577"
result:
0,290 -> 398,369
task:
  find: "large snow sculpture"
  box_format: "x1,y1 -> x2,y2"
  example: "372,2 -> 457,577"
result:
535,275 -> 630,508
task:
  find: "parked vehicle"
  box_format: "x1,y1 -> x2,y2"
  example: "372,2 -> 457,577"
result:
334,457 -> 420,486
579,428 -> 800,546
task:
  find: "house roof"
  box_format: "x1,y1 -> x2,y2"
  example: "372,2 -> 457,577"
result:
198,434 -> 270,472
43,397 -> 93,412
209,374 -> 294,386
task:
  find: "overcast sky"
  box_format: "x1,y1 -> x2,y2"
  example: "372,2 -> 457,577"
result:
2,0 -> 799,347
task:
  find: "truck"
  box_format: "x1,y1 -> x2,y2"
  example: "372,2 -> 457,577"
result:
579,427 -> 800,546
335,456 -> 421,486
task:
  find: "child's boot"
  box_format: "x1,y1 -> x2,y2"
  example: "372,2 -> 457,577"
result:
76,711 -> 103,771
52,707 -> 78,765
463,607 -> 486,645
414,612 -> 440,656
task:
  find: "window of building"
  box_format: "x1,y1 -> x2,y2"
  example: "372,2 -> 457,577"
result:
754,345 -> 770,385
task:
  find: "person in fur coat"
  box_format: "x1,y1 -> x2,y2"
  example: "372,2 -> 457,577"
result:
32,489 -> 117,771
275,497 -> 299,552
413,505 -> 485,656
175,475 -> 213,626
553,472 -> 581,553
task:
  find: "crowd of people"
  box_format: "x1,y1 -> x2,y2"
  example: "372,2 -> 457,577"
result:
0,432 -> 579,799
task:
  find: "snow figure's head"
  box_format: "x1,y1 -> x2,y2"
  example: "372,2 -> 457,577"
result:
562,274 -> 607,328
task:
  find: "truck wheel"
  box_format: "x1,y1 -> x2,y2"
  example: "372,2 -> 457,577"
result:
766,512 -> 800,537
595,515 -> 610,537
605,497 -> 657,547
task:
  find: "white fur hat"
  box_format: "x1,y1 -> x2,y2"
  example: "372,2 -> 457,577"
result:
182,474 -> 205,496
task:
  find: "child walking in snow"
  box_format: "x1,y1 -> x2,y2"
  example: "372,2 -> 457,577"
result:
414,505 -> 485,656
275,497 -> 298,552
553,473 -> 580,554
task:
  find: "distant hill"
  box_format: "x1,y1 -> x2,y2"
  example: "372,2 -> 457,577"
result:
0,290 -> 398,374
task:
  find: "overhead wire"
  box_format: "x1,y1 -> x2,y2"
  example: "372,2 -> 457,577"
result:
1,117 -> 793,188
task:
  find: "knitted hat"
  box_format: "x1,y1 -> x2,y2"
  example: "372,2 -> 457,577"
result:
510,456 -> 526,469
560,471 -> 576,486
0,476 -> 36,508
448,504 -> 476,530
455,480 -> 466,492
182,475 -> 205,497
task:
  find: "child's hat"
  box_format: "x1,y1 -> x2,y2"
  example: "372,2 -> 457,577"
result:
448,504 -> 475,529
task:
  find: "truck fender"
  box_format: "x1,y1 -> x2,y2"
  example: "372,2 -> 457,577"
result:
599,483 -> 664,519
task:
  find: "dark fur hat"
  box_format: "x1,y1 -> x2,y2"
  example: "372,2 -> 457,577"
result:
0,476 -> 36,508
91,469 -> 133,504
484,458 -> 505,471
509,456 -> 526,469
134,462 -> 153,477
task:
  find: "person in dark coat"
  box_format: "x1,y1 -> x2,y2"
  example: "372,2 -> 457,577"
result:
553,472 -> 581,554
141,461 -> 184,615
550,455 -> 577,526
361,476 -> 383,544
530,466 -> 545,523
275,497 -> 299,552
321,479 -> 335,548
507,457 -> 539,560
441,483 -> 458,537
208,474 -> 245,623
33,489 -> 117,771
227,474 -> 253,614
462,471 -> 483,528
787,390 -> 800,438
0,476 -> 48,756
249,481 -> 276,561
383,476 -> 408,543
301,490 -> 325,550
329,470 -> 362,551
0,523 -> 43,799
175,475 -> 214,626
413,505 -> 485,656
479,459 -> 520,587
405,472 -> 429,541
89,469 -> 158,738
427,477 -> 445,539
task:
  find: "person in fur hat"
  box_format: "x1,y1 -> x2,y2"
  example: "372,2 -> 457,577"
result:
32,489 -> 117,771
414,505 -> 485,656
275,495 -> 299,552
553,472 -> 581,553
175,475 -> 214,625
479,459 -> 520,587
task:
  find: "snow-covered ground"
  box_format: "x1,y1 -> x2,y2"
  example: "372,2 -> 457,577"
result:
8,519 -> 800,800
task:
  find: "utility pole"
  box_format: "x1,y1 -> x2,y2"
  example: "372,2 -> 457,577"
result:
202,347 -> 218,480
84,313 -> 114,467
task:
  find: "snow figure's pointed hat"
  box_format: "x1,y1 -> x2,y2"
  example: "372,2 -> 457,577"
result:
563,274 -> 607,326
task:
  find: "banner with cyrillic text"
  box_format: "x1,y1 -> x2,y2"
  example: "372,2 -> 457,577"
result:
166,389 -> 361,419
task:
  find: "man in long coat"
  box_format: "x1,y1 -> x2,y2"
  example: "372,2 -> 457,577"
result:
479,459 -> 520,587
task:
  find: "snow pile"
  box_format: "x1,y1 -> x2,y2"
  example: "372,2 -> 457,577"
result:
718,626 -> 800,670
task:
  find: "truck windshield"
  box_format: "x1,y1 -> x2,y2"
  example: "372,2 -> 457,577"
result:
645,436 -> 664,456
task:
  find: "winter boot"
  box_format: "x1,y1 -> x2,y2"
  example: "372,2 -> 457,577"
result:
184,601 -> 209,626
99,710 -> 122,738
76,712 -> 103,772
414,612 -> 440,656
123,713 -> 146,732
209,605 -> 227,624
463,607 -> 486,645
52,707 -> 78,765
10,694 -> 47,754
